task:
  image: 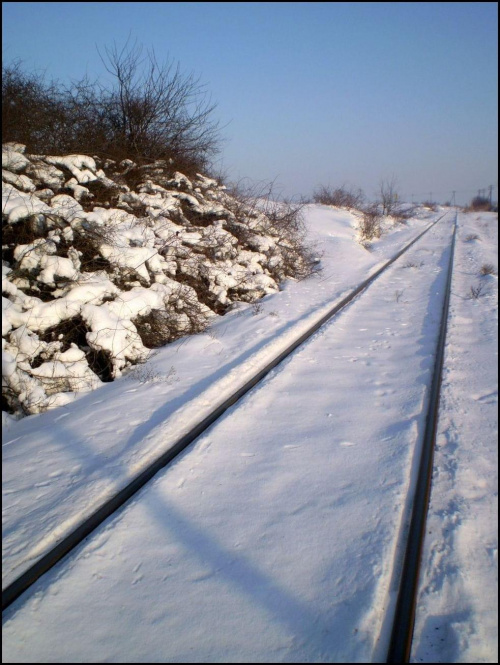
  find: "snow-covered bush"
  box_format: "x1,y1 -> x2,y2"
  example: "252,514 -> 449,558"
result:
2,145 -> 317,417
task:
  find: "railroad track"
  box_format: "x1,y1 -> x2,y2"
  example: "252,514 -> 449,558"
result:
386,211 -> 458,662
2,212 -> 458,662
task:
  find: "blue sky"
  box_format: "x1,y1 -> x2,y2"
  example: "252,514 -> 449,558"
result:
3,2 -> 498,204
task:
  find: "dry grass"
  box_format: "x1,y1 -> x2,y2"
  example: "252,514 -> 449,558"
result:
467,284 -> 484,299
480,264 -> 496,276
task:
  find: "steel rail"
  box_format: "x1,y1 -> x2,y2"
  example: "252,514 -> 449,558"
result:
2,211 -> 451,613
386,212 -> 458,663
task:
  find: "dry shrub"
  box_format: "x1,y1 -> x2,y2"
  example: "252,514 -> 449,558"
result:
359,204 -> 382,240
39,316 -> 114,381
312,184 -> 364,210
82,179 -> 121,209
480,263 -> 496,276
40,316 -> 89,351
392,205 -> 417,223
2,61 -> 70,155
175,269 -> 226,314
2,385 -> 20,415
2,38 -> 222,178
265,200 -> 320,281
467,283 -> 484,299
67,219 -> 124,274
134,287 -> 209,348
2,215 -> 47,265
225,179 -> 320,281
466,196 -> 494,212
133,309 -> 174,348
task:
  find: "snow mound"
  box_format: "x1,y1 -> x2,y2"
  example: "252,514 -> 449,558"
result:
2,147 -> 315,416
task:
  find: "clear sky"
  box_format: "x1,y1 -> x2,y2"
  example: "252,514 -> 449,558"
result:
2,2 -> 498,204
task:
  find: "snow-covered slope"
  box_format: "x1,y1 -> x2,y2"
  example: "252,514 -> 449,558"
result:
2,144 -> 313,417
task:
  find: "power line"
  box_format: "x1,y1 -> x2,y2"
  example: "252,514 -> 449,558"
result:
401,185 -> 497,204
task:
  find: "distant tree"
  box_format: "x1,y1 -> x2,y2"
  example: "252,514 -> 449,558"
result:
379,176 -> 399,216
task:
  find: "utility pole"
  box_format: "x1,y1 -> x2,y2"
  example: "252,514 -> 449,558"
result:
451,191 -> 456,207
488,185 -> 493,205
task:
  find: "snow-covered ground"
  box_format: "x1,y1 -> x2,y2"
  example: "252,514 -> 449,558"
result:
2,204 -> 441,591
411,212 -> 498,663
2,206 -> 497,663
